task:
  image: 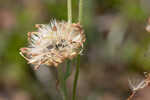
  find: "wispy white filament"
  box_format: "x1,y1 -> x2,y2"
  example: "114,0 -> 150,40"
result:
20,20 -> 85,69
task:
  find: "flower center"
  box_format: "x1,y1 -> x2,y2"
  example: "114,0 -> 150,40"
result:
46,39 -> 67,51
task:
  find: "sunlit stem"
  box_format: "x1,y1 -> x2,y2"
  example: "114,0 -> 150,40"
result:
68,0 -> 72,23
78,0 -> 83,23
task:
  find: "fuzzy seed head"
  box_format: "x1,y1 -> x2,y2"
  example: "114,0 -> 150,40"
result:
20,20 -> 85,69
128,78 -> 146,91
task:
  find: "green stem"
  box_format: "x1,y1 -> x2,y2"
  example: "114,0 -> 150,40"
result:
63,79 -> 68,100
67,0 -> 72,23
57,66 -> 67,100
72,0 -> 83,99
64,60 -> 71,80
63,60 -> 71,100
62,0 -> 72,99
78,0 -> 83,23
72,55 -> 80,100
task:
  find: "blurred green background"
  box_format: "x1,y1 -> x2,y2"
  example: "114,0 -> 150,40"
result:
0,0 -> 150,100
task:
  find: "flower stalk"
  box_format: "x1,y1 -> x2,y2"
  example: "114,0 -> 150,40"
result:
72,0 -> 84,100
72,55 -> 80,100
59,0 -> 73,100
67,0 -> 72,23
78,0 -> 83,23
58,60 -> 71,100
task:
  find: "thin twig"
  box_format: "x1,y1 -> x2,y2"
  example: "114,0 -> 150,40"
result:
127,92 -> 136,100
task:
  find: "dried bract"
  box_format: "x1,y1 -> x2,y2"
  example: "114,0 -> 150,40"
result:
20,20 -> 85,70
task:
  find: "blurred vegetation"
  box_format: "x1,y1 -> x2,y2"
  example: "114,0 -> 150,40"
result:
0,0 -> 150,100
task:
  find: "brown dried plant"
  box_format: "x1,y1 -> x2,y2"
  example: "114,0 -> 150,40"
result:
127,73 -> 150,100
20,20 -> 85,70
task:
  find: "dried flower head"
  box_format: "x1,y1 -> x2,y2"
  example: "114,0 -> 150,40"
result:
127,73 -> 150,100
128,78 -> 146,92
20,20 -> 85,70
128,73 -> 150,92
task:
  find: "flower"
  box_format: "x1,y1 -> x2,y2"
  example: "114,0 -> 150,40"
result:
128,78 -> 146,92
128,73 -> 150,92
20,20 -> 85,70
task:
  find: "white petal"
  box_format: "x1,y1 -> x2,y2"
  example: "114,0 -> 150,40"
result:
73,34 -> 81,41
